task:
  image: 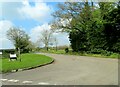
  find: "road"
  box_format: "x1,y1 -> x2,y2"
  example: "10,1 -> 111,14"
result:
1,53 -> 118,85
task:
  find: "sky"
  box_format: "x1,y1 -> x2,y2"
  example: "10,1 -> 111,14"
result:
0,0 -> 70,49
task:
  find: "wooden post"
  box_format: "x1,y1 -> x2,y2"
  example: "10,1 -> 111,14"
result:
18,48 -> 21,62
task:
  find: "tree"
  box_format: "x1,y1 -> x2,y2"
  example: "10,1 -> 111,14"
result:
103,2 -> 120,52
52,2 -> 93,52
6,27 -> 31,53
52,2 -> 119,53
39,29 -> 54,51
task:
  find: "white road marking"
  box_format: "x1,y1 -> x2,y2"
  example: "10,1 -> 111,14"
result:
8,79 -> 19,83
13,80 -> 19,83
0,79 -> 8,81
22,81 -> 33,84
8,79 -> 15,82
38,82 -> 49,85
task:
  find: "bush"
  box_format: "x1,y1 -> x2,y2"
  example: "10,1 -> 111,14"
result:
101,50 -> 112,56
90,48 -> 112,56
2,49 -> 19,58
2,50 -> 13,58
65,48 -> 69,53
90,48 -> 102,54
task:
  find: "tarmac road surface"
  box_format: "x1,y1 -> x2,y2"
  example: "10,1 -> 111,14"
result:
1,53 -> 118,85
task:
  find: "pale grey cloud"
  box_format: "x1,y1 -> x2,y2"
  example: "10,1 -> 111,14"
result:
0,20 -> 14,49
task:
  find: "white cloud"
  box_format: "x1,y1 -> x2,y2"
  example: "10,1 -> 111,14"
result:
53,32 -> 70,46
19,1 -> 53,22
0,20 -> 13,36
0,20 -> 14,49
22,0 -> 29,6
30,23 -> 50,42
30,23 -> 70,47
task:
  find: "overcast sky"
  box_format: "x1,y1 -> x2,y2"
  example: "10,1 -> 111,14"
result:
0,0 -> 70,49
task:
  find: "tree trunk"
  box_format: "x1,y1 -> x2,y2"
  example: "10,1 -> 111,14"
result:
56,45 -> 57,51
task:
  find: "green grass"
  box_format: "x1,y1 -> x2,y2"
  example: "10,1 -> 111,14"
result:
40,49 -> 119,59
81,53 -> 119,58
0,53 -> 53,73
41,49 -> 65,54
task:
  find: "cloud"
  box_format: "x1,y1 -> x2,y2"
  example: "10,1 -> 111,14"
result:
0,37 -> 14,49
30,23 -> 51,42
30,23 -> 70,46
0,20 -> 14,49
1,1 -> 53,23
0,20 -> 13,36
53,32 -> 70,46
18,1 -> 53,22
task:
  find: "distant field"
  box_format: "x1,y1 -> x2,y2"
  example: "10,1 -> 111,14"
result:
0,53 -> 53,73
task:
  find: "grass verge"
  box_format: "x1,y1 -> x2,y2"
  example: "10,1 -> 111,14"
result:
0,53 -> 53,73
40,49 -> 119,59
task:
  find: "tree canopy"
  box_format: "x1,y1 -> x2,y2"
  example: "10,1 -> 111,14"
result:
52,2 -> 120,53
6,27 -> 32,53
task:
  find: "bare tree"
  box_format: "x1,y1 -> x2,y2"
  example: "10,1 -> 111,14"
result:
39,29 -> 54,51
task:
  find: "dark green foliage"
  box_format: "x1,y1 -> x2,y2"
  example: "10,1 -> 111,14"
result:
65,48 -> 69,53
103,5 -> 120,52
90,48 -> 112,56
2,49 -> 16,58
69,30 -> 87,52
52,2 -> 120,55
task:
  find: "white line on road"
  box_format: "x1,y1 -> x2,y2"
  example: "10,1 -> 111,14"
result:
8,79 -> 14,82
12,80 -> 19,83
8,79 -> 19,83
22,81 -> 33,84
0,79 -> 8,81
38,82 -> 49,85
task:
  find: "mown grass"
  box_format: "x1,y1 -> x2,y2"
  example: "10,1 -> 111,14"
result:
40,49 -> 119,59
0,53 -> 53,73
